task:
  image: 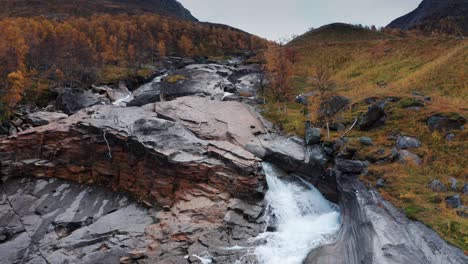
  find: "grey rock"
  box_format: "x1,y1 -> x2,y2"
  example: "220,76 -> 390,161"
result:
307,145 -> 329,168
335,159 -> 366,174
428,180 -> 447,192
397,136 -> 421,149
306,174 -> 468,264
305,123 -> 322,145
376,178 -> 385,188
358,101 -> 386,131
445,195 -> 462,209
399,150 -> 422,165
8,125 -> 17,136
25,112 -> 68,127
449,178 -> 458,191
427,113 -> 466,132
56,88 -> 109,114
446,133 -> 455,142
359,136 -> 373,146
463,184 -> 468,195
0,177 -> 154,264
319,95 -> 350,117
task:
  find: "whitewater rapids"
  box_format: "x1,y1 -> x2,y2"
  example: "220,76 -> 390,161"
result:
254,163 -> 341,264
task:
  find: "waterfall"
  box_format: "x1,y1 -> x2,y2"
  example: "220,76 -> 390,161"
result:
254,163 -> 341,264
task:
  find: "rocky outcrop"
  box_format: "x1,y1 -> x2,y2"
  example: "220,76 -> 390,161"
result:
0,177 -> 154,264
56,88 -> 110,114
427,113 -> 466,132
25,112 -> 68,127
358,101 -> 386,131
306,170 -> 468,264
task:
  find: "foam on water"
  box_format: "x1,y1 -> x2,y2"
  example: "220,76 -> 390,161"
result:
254,163 -> 341,264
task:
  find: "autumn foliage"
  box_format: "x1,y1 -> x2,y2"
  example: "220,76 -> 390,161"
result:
0,14 -> 265,117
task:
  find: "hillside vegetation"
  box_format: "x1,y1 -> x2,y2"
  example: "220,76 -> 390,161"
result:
0,14 -> 265,118
262,23 -> 467,251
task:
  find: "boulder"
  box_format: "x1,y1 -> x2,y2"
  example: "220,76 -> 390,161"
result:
399,150 -> 422,165
25,112 -> 68,127
396,136 -> 421,149
449,178 -> 458,191
128,65 -> 229,106
319,95 -> 350,117
305,123 -> 322,145
445,195 -> 462,209
428,180 -> 447,192
359,137 -> 373,146
335,159 -> 366,174
306,145 -> 329,168
358,101 -> 386,131
427,113 -> 466,132
56,88 -> 110,114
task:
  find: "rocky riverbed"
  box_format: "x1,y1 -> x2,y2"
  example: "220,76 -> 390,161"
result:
0,58 -> 466,264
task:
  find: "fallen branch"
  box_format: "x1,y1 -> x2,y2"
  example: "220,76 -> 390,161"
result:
340,118 -> 358,138
103,131 -> 112,159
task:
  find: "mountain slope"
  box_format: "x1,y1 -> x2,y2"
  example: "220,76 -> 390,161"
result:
0,0 -> 197,20
387,0 -> 468,35
289,23 -> 394,46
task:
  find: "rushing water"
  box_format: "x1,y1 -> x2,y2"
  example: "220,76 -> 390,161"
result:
254,163 -> 341,264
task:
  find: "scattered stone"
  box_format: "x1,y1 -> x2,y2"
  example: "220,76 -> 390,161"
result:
335,159 -> 366,174
396,136 -> 421,149
427,113 -> 466,132
428,180 -> 447,192
305,123 -> 322,145
359,137 -> 373,146
376,178 -> 385,188
445,195 -> 462,209
398,150 -> 422,165
445,133 -> 455,142
319,95 -> 350,117
25,112 -> 69,127
449,178 -> 458,191
456,206 -> 468,218
358,101 -> 386,131
11,118 -> 23,127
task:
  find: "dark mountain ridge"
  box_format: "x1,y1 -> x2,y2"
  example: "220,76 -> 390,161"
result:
0,0 -> 197,21
387,0 -> 468,35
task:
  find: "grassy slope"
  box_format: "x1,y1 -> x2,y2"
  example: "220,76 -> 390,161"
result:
265,24 -> 468,250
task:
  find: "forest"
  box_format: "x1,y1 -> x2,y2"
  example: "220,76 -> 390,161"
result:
0,14 -> 265,118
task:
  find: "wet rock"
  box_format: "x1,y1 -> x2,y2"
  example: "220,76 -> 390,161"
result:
305,123 -> 322,145
398,150 -> 422,165
56,88 -> 109,114
427,113 -> 466,132
25,112 -> 68,127
358,101 -> 386,131
359,137 -> 373,146
307,145 -> 329,168
335,159 -> 366,174
263,136 -> 307,173
445,195 -> 462,209
306,174 -> 468,264
396,136 -> 421,149
428,180 -> 447,192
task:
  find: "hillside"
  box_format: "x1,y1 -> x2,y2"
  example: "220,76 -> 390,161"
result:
387,0 -> 468,36
0,0 -> 197,20
263,23 -> 468,250
289,23 -> 395,45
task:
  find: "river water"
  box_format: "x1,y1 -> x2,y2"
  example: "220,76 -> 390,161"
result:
253,163 -> 341,264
